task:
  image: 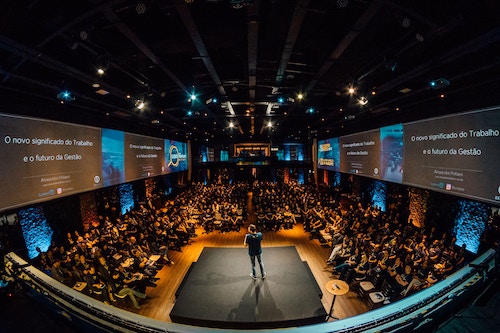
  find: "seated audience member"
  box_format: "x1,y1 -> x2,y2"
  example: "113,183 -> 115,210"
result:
428,240 -> 442,262
393,260 -> 413,296
50,259 -> 73,285
83,266 -> 115,304
111,267 -> 148,309
334,249 -> 360,280
351,253 -> 370,281
326,235 -> 346,263
130,248 -> 161,277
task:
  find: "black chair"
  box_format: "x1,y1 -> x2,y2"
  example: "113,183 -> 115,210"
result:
368,279 -> 393,308
358,272 -> 382,299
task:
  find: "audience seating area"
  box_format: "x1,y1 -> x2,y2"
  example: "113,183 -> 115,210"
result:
29,180 -> 477,311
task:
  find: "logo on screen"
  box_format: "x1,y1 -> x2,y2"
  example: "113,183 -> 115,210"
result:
57,188 -> 63,194
446,184 -> 452,191
94,176 -> 101,184
168,145 -> 180,167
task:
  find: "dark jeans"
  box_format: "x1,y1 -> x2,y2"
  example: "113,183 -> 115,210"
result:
250,254 -> 265,277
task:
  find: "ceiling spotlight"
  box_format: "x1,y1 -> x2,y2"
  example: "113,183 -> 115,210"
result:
429,78 -> 450,89
267,121 -> 273,128
57,90 -> 75,102
136,101 -> 145,110
297,93 -> 304,100
277,96 -> 285,104
401,17 -> 411,28
79,30 -> 88,40
186,110 -> 193,117
358,97 -> 368,106
229,121 -> 234,128
96,68 -> 105,75
348,87 -> 355,94
205,97 -> 218,104
306,107 -> 315,114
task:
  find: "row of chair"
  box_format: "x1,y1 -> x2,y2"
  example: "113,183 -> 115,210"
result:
353,271 -> 394,308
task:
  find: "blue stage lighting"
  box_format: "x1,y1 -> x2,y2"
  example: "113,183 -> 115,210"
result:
57,90 -> 75,102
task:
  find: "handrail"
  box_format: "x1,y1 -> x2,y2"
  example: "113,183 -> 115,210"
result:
3,248 -> 496,333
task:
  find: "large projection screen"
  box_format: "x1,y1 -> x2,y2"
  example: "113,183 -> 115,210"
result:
1,114 -> 190,213
318,106 -> 500,206
403,107 -> 500,205
164,140 -> 188,173
317,138 -> 340,171
339,129 -> 381,178
0,114 -> 103,211
124,133 -> 164,182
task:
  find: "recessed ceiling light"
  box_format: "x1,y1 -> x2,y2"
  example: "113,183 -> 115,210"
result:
92,83 -> 100,88
96,89 -> 109,95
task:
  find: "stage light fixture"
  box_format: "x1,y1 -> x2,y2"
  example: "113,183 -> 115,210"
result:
136,3 -> 146,14
306,107 -> 315,114
57,90 -> 75,102
429,78 -> 450,89
401,17 -> 411,28
79,30 -> 88,40
136,101 -> 145,110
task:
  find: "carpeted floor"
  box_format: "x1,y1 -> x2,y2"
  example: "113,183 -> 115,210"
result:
170,246 -> 327,329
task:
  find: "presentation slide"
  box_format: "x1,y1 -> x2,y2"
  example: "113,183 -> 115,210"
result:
124,133 -> 165,182
340,129 -> 380,178
317,138 -> 340,171
403,107 -> 500,205
102,129 -> 125,187
0,114 -> 102,211
164,140 -> 188,173
380,124 -> 404,184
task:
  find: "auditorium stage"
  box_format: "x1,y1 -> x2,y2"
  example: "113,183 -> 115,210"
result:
170,246 -> 327,329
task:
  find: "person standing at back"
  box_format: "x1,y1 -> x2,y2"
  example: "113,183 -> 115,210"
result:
244,224 -> 266,280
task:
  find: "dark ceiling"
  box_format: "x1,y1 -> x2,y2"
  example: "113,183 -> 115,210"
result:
0,0 -> 499,144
